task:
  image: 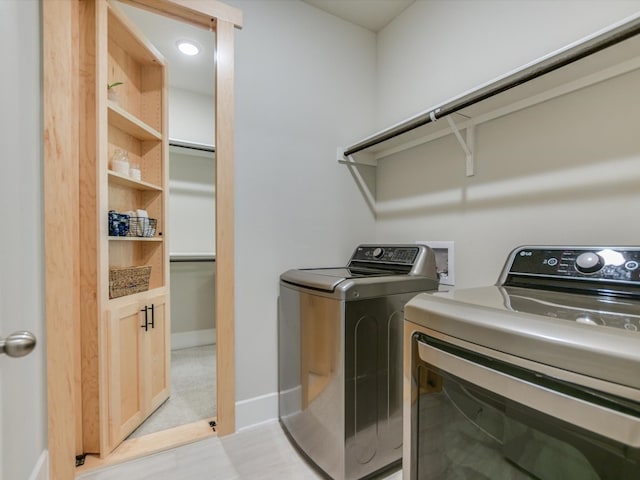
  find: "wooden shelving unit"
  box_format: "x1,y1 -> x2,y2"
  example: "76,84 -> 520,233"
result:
106,1 -> 167,294
80,0 -> 170,457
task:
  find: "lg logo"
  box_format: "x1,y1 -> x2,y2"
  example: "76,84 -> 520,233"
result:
520,251 -> 533,257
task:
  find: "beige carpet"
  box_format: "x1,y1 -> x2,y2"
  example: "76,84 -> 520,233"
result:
128,344 -> 217,439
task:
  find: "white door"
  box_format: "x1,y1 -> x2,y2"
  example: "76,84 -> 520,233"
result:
0,1 -> 48,479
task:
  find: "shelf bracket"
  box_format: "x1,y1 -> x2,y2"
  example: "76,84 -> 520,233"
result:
445,115 -> 475,177
336,147 -> 377,167
337,147 -> 377,215
337,159 -> 377,167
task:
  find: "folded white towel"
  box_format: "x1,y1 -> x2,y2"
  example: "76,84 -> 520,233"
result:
131,209 -> 148,236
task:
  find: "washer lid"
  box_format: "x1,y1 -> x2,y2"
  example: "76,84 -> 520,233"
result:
280,267 -> 398,292
405,286 -> 640,391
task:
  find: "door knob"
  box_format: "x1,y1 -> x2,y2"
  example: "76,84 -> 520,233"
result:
0,331 -> 36,358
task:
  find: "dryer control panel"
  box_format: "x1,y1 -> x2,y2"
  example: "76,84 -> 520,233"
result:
500,246 -> 640,298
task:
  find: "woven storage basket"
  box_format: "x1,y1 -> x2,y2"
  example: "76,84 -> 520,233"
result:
109,265 -> 152,299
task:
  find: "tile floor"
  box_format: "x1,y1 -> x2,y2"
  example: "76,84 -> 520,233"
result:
77,420 -> 403,480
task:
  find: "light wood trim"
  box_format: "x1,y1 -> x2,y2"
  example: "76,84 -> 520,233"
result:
160,33 -> 171,313
97,0 -> 112,455
79,0 -> 101,455
76,419 -> 217,474
43,0 -> 80,477
215,18 -> 235,437
121,0 -> 243,29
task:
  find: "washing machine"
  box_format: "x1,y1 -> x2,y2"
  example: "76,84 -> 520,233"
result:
279,244 -> 440,480
404,245 -> 640,479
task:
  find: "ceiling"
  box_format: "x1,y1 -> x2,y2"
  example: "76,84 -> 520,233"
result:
302,0 -> 415,32
117,0 -> 414,96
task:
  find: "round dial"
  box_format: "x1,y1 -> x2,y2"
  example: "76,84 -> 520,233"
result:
575,252 -> 604,274
372,247 -> 384,259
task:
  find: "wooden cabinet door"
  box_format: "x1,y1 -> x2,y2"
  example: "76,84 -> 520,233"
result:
106,301 -> 145,449
106,291 -> 170,449
142,292 -> 170,412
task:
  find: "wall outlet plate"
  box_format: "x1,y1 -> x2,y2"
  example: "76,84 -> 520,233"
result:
416,241 -> 455,285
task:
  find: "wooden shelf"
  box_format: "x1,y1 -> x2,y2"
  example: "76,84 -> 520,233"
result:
108,170 -> 163,191
108,102 -> 162,141
107,285 -> 167,307
108,3 -> 163,65
109,236 -> 163,242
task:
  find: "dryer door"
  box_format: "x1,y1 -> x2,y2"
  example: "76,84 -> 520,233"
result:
407,333 -> 640,480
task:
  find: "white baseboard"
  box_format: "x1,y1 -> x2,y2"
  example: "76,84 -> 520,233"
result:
28,450 -> 49,480
171,328 -> 216,350
236,391 -> 278,431
278,385 -> 301,417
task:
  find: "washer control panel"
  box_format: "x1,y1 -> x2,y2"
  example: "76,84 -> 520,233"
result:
351,245 -> 420,265
504,246 -> 640,284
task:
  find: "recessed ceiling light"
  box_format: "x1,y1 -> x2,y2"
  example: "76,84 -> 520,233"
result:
176,40 -> 200,56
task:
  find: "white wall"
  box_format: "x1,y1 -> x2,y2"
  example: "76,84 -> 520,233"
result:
375,1 -> 640,288
224,0 -> 377,428
168,87 -> 215,146
0,0 -> 48,478
377,0 -> 640,127
168,150 -> 215,254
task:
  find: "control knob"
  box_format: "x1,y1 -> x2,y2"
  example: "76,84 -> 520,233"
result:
372,247 -> 384,259
575,252 -> 604,274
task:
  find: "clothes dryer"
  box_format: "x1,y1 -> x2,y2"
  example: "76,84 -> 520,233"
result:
405,245 -> 640,479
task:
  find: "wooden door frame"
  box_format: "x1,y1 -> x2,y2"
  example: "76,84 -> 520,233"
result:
43,1 -> 242,477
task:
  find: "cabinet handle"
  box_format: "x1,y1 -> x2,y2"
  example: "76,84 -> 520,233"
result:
150,304 -> 155,329
140,305 -> 149,331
